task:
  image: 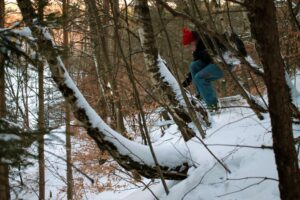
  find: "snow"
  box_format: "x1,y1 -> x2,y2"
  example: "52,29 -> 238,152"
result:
157,55 -> 188,109
154,120 -> 174,127
0,118 -> 22,129
245,55 -> 264,74
222,51 -> 241,66
285,71 -> 300,105
122,108 -> 284,200
0,133 -> 21,141
12,27 -> 34,39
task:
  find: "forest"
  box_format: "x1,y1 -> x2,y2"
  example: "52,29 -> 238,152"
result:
0,0 -> 299,199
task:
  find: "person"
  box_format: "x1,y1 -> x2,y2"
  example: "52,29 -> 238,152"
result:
181,28 -> 224,111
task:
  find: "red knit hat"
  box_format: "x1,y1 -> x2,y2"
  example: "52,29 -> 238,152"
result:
182,28 -> 195,46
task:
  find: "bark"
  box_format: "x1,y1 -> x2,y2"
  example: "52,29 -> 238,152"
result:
62,0 -> 73,199
246,1 -> 300,199
37,1 -> 46,199
22,63 -> 29,129
37,59 -> 45,200
0,0 -> 10,199
16,0 -> 188,180
135,0 -> 195,141
0,0 -> 5,118
109,0 -> 126,133
0,165 -> 9,200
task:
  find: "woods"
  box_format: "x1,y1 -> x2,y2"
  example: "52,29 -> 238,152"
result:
0,0 -> 299,199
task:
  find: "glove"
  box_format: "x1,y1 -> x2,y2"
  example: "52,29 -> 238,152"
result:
182,72 -> 192,88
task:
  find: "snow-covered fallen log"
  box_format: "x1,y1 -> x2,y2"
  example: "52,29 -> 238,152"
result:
16,0 -> 190,180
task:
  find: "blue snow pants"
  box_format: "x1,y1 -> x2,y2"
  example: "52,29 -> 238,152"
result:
189,60 -> 224,106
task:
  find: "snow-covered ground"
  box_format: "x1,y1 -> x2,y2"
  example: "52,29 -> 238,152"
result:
133,109 -> 279,200
12,68 -> 300,199
14,102 -> 300,200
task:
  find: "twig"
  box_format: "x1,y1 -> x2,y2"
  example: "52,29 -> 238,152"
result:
206,143 -> 273,150
226,176 -> 278,182
216,178 -> 269,197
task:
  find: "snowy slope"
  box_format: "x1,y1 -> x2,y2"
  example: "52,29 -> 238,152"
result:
14,81 -> 300,200
15,103 -> 300,200
122,106 -> 300,200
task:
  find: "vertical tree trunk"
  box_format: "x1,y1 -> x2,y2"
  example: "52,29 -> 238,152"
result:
23,63 -> 29,129
246,1 -> 300,199
62,0 -> 73,199
37,1 -> 46,199
37,60 -> 45,200
111,0 -> 126,134
0,0 -> 5,117
85,0 -> 109,122
104,0 -> 125,133
0,0 -> 10,199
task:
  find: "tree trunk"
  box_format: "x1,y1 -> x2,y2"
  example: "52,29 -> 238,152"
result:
37,61 -> 45,200
62,0 -> 73,199
0,0 -> 5,118
0,55 -> 9,200
246,1 -> 300,199
0,0 -> 10,199
0,165 -> 9,200
87,0 -> 109,122
37,1 -> 46,199
106,0 -> 126,133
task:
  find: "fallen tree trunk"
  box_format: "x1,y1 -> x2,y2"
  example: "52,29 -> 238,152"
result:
16,0 -> 188,180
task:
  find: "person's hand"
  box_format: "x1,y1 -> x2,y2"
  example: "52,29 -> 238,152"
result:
182,79 -> 190,88
182,72 -> 192,88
